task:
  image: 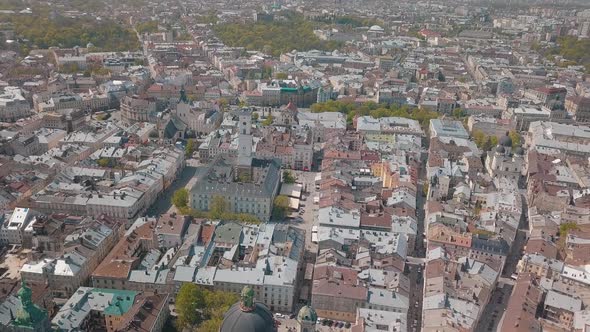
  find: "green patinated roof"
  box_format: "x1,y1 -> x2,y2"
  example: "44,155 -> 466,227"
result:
13,279 -> 48,328
94,288 -> 137,316
297,305 -> 317,323
280,86 -> 312,93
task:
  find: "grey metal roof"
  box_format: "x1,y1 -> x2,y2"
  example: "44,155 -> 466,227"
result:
215,221 -> 243,244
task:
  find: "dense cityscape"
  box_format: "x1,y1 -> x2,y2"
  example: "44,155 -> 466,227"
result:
0,0 -> 590,331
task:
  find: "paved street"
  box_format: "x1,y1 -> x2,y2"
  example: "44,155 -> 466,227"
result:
475,281 -> 513,332
282,170 -> 320,313
475,192 -> 527,331
502,192 -> 529,278
407,263 -> 424,332
146,164 -> 200,217
286,170 -> 320,253
408,151 -> 428,332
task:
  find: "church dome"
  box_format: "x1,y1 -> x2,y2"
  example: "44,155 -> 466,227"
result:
495,145 -> 505,154
220,286 -> 276,332
297,305 -> 318,323
369,25 -> 384,32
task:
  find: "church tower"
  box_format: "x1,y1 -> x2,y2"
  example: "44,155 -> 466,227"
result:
236,109 -> 254,182
296,305 -> 317,332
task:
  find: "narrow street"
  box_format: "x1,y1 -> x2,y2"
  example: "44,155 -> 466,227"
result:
407,146 -> 428,332
475,192 -> 528,331
475,281 -> 513,332
407,262 -> 424,332
146,165 -> 199,217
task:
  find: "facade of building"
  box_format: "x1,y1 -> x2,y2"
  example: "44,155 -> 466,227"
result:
190,155 -> 281,221
0,87 -> 31,122
525,86 -> 567,110
485,134 -> 525,185
191,112 -> 281,221
0,208 -> 38,245
51,287 -> 169,332
120,95 -> 158,124
527,121 -> 590,157
429,119 -> 470,139
566,96 -> 590,122
35,92 -> 109,113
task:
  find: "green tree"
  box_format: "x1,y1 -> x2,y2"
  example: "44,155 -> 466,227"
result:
172,188 -> 189,209
482,137 -> 494,152
198,318 -> 224,332
185,139 -> 195,158
136,20 -> 159,34
472,130 -> 499,151
196,11 -> 219,25
490,136 -> 499,147
272,195 -> 290,220
213,14 -> 343,57
309,100 -> 439,128
91,67 -> 112,76
60,63 -> 80,74
472,129 -> 487,149
452,108 -> 466,118
210,195 -> 228,219
559,222 -> 579,236
175,283 -> 206,329
97,158 -> 110,167
237,172 -> 251,183
235,213 -> 261,224
282,171 -> 296,184
175,283 -> 239,331
509,130 -> 521,148
275,72 -> 288,80
175,32 -> 192,41
261,115 -> 273,126
9,14 -> 140,51
262,66 -> 273,79
218,98 -> 228,111
251,113 -> 259,121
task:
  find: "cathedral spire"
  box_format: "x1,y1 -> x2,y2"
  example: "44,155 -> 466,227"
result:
240,286 -> 255,312
179,85 -> 189,104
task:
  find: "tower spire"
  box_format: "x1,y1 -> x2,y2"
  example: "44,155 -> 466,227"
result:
240,286 -> 255,312
179,85 -> 189,104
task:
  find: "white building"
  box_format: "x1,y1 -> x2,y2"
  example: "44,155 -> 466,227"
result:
0,87 -> 31,122
429,119 -> 469,139
0,208 -> 38,245
527,121 -> 590,157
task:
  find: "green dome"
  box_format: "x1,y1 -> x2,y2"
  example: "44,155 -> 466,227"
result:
297,305 -> 317,323
220,286 -> 277,332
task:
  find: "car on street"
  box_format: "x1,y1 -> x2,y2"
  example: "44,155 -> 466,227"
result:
311,225 -> 319,243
